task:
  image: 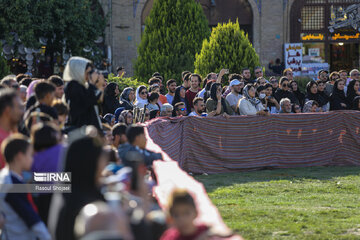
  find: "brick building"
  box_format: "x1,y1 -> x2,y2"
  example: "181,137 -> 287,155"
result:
100,0 -> 360,77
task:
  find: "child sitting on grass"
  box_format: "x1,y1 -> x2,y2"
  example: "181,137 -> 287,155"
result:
160,189 -> 208,240
0,134 -> 50,240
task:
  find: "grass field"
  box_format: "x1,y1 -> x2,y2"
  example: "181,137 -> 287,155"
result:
196,167 -> 360,240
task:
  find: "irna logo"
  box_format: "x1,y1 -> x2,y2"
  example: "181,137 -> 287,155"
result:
33,172 -> 71,183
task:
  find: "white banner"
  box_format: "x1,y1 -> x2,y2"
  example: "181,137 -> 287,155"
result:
284,43 -> 303,76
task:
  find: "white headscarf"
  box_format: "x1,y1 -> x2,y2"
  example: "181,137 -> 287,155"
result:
135,85 -> 148,108
63,56 -> 91,84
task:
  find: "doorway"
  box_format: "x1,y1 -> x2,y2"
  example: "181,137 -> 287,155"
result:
330,43 -> 360,72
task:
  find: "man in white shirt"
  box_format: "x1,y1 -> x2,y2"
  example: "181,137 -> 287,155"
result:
189,97 -> 208,117
226,79 -> 243,113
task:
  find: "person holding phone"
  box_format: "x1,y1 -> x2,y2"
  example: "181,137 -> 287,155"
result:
205,83 -> 233,117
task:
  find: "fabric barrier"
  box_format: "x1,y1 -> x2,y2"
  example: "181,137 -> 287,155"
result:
146,111 -> 360,174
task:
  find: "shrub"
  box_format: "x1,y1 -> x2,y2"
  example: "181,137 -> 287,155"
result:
194,20 -> 260,80
107,73 -> 148,93
134,0 -> 210,83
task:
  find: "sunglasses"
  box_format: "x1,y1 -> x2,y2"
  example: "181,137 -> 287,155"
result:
282,83 -> 290,87
271,80 -> 278,83
353,73 -> 360,76
255,71 -> 262,74
140,91 -> 148,95
179,108 -> 186,111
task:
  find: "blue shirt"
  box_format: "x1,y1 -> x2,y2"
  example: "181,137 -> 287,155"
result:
166,94 -> 174,105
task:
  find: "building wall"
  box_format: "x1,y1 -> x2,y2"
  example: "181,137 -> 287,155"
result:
102,0 -> 296,76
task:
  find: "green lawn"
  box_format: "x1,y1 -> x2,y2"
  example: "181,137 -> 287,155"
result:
196,167 -> 360,240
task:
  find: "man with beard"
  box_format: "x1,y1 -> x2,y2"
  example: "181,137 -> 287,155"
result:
165,79 -> 177,105
186,74 -> 202,110
188,98 -> 213,117
226,79 -> 244,113
242,68 -> 253,84
0,89 -> 25,169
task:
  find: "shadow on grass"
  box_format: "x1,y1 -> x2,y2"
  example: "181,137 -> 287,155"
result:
195,166 -> 360,192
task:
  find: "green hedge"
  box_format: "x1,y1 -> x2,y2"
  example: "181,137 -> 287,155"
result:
134,0 -> 210,83
107,73 -> 148,93
194,20 -> 260,80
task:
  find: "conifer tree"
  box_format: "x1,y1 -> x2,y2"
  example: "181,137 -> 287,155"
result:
134,0 -> 210,82
194,21 -> 260,78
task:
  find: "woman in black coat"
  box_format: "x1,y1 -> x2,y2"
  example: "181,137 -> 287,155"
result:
305,81 -> 329,111
119,87 -> 135,110
290,80 -> 305,107
102,82 -> 121,115
63,57 -> 102,130
346,79 -> 360,109
330,79 -> 349,110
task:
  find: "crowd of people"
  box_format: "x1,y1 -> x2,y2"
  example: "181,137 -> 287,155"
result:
0,56 -> 248,240
102,66 -> 360,121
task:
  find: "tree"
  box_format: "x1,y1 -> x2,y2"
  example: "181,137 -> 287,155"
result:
134,0 -> 210,83
194,20 -> 260,80
0,0 -> 106,62
0,50 -> 10,79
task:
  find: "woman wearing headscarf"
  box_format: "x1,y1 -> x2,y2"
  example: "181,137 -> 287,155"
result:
102,82 -> 120,115
25,79 -> 41,110
303,100 -> 320,113
48,133 -> 107,240
346,79 -> 360,109
172,86 -> 190,115
119,87 -> 135,110
290,80 -> 305,107
63,56 -> 103,130
135,85 -> 148,108
316,80 -> 330,111
330,79 -> 348,110
103,113 -> 116,126
305,81 -> 329,112
238,84 -> 267,116
206,83 -> 234,116
118,110 -> 134,125
353,96 -> 360,111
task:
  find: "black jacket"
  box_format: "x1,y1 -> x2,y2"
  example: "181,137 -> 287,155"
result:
64,80 -> 102,129
118,143 -> 162,167
102,96 -> 120,115
274,89 -> 299,105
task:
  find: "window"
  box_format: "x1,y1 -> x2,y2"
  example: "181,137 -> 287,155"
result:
301,6 -> 325,30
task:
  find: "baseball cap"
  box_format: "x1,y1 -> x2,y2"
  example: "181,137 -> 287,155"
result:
230,79 -> 241,86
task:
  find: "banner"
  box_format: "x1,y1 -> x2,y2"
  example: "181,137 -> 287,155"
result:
146,111 -> 360,174
285,43 -> 303,76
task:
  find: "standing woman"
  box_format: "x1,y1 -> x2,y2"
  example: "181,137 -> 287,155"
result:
346,80 -> 360,109
172,86 -> 190,115
102,82 -> 120,115
135,85 -> 148,108
63,56 -> 103,130
119,87 -> 135,110
206,83 -> 234,116
330,79 -> 348,110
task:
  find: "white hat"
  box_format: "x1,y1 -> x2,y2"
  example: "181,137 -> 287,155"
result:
230,79 -> 241,86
